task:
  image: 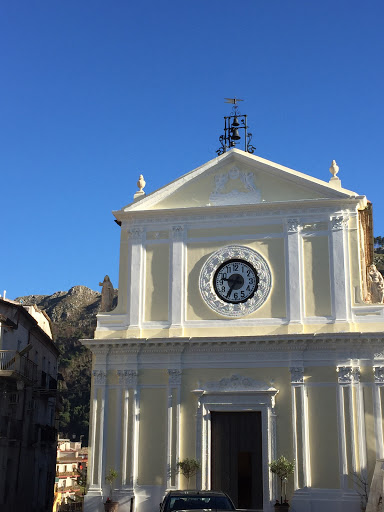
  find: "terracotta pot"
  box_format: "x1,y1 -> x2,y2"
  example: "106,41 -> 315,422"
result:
104,501 -> 119,512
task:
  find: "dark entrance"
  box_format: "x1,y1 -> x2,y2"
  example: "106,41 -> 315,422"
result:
211,411 -> 263,510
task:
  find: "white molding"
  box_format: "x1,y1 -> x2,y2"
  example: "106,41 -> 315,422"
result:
169,225 -> 186,330
285,219 -> 304,324
127,229 -> 145,332
199,245 -> 272,317
329,214 -> 350,322
193,375 -> 278,512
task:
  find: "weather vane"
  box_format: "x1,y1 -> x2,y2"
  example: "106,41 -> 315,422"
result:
216,98 -> 256,155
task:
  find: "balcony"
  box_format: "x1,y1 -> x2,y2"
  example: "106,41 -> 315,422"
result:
38,371 -> 57,395
0,350 -> 37,383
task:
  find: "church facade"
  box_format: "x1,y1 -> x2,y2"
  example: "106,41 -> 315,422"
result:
83,148 -> 384,512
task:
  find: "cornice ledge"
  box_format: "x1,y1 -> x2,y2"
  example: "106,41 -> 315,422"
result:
80,333 -> 384,354
114,199 -> 361,225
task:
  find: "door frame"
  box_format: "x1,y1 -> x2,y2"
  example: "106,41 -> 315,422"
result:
193,375 -> 278,512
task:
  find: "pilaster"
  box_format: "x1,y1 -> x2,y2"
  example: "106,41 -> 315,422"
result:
167,369 -> 182,488
329,215 -> 350,322
169,225 -> 186,337
336,365 -> 360,489
290,366 -> 311,489
373,366 -> 384,459
127,227 -> 145,336
285,219 -> 303,324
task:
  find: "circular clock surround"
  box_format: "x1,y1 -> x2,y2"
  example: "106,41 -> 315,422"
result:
199,245 -> 272,317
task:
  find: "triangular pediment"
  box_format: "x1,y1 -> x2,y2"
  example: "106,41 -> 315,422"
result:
117,149 -> 362,215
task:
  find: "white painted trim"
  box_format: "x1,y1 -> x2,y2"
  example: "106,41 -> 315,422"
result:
291,386 -> 299,490
301,384 -> 311,487
337,385 -> 348,489
121,388 -> 129,486
118,149 -> 361,214
356,383 -> 367,473
195,384 -> 278,512
373,384 -> 384,458
89,388 -> 98,489
285,219 -> 303,323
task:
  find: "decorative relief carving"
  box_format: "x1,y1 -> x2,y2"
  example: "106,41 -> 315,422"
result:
117,369 -> 138,386
290,367 -> 304,384
209,167 -> 261,206
92,370 -> 107,385
337,365 -> 360,384
199,245 -> 272,318
373,366 -> 384,383
287,219 -> 301,233
331,215 -> 349,231
171,225 -> 184,240
204,374 -> 276,392
128,227 -> 144,240
168,369 -> 182,385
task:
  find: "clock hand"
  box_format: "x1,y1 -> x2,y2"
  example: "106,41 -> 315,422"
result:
226,275 -> 242,298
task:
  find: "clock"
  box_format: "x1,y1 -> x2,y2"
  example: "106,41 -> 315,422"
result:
213,259 -> 259,304
199,245 -> 272,317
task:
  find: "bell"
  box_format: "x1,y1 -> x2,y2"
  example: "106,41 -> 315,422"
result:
231,128 -> 241,140
232,116 -> 240,127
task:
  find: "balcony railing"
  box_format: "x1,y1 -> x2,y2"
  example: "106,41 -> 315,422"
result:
0,350 -> 37,382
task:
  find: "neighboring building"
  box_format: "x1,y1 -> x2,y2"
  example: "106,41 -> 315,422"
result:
82,143 -> 384,512
55,438 -> 88,507
0,296 -> 59,512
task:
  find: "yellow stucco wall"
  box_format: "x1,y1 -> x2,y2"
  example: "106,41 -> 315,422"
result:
145,244 -> 169,322
138,388 -> 168,485
307,385 -> 340,488
303,236 -> 331,317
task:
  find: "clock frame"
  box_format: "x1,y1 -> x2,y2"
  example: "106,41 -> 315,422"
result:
199,245 -> 272,317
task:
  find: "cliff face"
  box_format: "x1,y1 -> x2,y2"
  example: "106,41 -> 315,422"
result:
16,285 -> 117,442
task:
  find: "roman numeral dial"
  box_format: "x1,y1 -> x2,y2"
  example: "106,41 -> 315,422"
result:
213,259 -> 259,304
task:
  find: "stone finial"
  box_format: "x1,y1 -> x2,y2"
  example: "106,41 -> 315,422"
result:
329,160 -> 339,178
134,174 -> 146,202
329,160 -> 341,189
137,174 -> 146,192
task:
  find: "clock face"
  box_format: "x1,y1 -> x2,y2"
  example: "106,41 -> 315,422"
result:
213,259 -> 259,304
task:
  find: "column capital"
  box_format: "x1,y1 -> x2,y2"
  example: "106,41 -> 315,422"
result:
117,369 -> 138,387
374,366 -> 384,384
331,215 -> 349,231
171,225 -> 184,240
168,368 -> 182,385
127,227 -> 145,240
290,367 -> 304,384
92,370 -> 107,385
286,218 -> 301,233
337,365 -> 360,384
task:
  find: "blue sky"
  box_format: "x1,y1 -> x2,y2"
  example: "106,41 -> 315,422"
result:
1,0 -> 383,299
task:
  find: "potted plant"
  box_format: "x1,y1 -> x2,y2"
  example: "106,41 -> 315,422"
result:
269,456 -> 295,508
176,458 -> 201,489
104,468 -> 119,512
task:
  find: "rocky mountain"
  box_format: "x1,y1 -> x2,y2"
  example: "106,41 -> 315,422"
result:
16,285 -> 118,442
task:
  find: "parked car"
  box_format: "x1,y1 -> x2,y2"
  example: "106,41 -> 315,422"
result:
160,490 -> 236,512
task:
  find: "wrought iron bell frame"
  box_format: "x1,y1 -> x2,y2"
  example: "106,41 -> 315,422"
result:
216,108 -> 256,156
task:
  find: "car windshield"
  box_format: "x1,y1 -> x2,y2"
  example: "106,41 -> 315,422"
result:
169,496 -> 234,511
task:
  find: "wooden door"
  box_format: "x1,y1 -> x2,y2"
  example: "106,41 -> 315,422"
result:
211,411 -> 263,510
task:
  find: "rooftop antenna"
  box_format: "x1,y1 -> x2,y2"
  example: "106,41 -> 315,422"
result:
216,98 -> 255,156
